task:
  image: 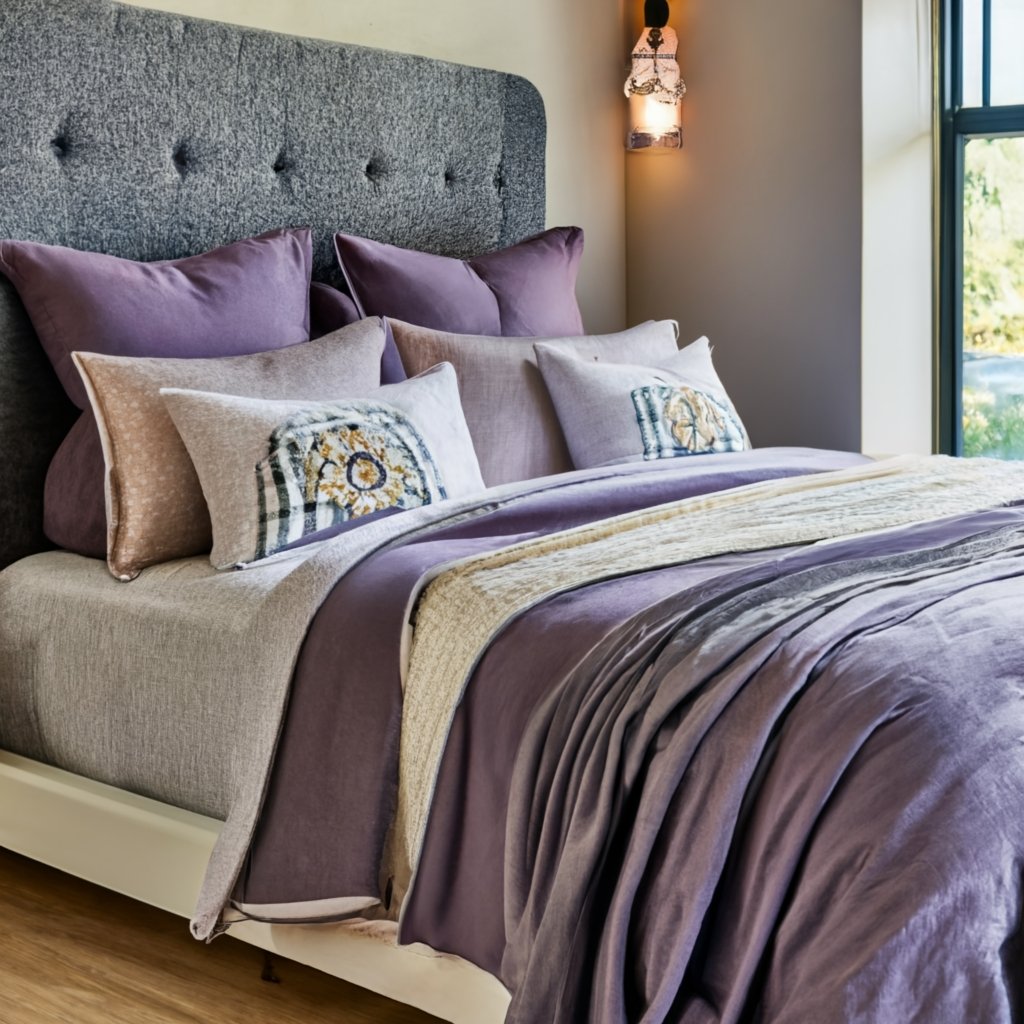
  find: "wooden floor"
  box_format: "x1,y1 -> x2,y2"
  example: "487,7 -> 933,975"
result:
0,848 -> 442,1024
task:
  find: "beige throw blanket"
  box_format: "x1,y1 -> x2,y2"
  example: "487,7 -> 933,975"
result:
392,455 -> 1024,908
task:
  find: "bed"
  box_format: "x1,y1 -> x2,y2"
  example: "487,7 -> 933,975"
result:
2,3 -> 1024,1024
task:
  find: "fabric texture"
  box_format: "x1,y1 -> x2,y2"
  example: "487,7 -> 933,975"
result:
389,455 -> 1024,904
43,413 -> 107,560
162,364 -> 485,568
0,0 -> 545,281
391,319 -> 681,486
0,450 -> 860,946
242,448 -> 866,915
499,514 -> 1024,1023
73,319 -> 387,580
0,229 -> 314,410
335,227 -> 585,337
0,0 -> 546,574
310,282 -> 406,385
0,227 -> 315,559
0,276 -> 76,570
535,335 -> 750,469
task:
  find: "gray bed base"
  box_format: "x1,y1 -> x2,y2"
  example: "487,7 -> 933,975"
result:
0,0 -> 546,569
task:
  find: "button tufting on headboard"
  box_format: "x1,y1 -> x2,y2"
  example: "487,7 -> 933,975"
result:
171,142 -> 192,178
364,158 -> 386,184
272,149 -> 295,176
0,0 -> 547,570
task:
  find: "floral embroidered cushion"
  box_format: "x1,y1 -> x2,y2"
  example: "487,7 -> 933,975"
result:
161,363 -> 484,569
533,335 -> 750,470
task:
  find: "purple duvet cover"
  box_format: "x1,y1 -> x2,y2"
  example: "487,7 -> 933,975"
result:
238,448 -> 1024,1022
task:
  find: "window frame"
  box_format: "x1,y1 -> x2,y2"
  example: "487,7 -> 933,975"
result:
938,0 -> 1024,454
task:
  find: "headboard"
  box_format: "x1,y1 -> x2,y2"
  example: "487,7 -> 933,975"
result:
0,0 -> 546,569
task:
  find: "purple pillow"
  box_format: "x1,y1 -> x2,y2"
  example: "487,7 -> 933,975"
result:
0,228 -> 314,558
310,281 -> 406,384
0,227 -> 313,409
334,226 -> 585,337
44,413 -> 107,559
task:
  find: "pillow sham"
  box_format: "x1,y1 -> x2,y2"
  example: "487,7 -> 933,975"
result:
162,363 -> 484,569
0,227 -> 313,409
0,228 -> 315,559
72,318 -> 388,581
534,336 -> 750,470
390,319 -> 681,486
335,226 -> 585,337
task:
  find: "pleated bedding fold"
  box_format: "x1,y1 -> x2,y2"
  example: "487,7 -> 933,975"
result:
391,454 -> 1024,909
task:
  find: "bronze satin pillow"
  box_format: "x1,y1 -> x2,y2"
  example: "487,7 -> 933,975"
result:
389,319 -> 681,487
73,318 -> 387,580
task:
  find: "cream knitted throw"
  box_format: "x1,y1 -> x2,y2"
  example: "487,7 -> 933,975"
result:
392,455 -> 1024,907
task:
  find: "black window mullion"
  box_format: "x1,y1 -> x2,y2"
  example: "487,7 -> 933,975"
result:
938,0 -> 1024,456
951,0 -> 963,109
939,0 -> 962,453
982,0 -> 993,106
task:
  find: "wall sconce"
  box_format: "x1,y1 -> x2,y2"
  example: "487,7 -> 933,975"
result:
625,0 -> 686,151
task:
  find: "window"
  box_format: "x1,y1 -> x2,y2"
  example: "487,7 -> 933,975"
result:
939,0 -> 1024,457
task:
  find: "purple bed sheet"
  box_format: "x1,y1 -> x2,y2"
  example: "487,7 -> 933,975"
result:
238,447 -> 1024,1022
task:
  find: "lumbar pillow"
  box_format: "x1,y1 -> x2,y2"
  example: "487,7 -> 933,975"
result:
162,363 -> 484,568
533,336 -> 750,470
334,226 -> 585,337
72,318 -> 388,580
390,319 -> 681,486
0,228 -> 315,559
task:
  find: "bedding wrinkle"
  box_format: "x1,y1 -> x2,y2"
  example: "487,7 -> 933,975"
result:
392,455 -> 1024,910
240,449 -> 865,929
493,523 -> 1024,1022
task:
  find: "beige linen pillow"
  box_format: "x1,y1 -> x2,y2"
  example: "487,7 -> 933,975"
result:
73,318 -> 387,580
389,319 -> 680,486
161,364 -> 485,569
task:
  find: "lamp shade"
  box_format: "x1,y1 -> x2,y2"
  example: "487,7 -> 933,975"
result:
625,21 -> 686,150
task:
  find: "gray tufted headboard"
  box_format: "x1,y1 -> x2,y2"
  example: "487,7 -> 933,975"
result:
0,0 -> 546,569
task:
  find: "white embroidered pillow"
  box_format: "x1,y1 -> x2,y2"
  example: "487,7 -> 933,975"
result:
533,336 -> 750,470
162,363 -> 484,568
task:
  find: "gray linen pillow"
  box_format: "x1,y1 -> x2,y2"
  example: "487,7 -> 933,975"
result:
162,363 -> 485,569
390,319 -> 681,486
534,336 -> 750,470
73,318 -> 387,580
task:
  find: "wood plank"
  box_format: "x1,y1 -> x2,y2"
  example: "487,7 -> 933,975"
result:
0,848 -> 442,1024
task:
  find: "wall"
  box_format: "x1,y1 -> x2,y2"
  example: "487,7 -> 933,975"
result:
625,0 -> 864,452
120,0 -> 627,335
862,0 -> 934,455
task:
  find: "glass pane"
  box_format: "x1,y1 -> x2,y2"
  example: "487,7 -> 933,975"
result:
962,137 -> 1024,458
962,0 -> 985,107
992,0 -> 1024,105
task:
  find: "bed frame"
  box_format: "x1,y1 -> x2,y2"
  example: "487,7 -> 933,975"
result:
0,0 -> 546,1018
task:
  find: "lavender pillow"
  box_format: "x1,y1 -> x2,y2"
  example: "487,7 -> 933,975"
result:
43,414 -> 107,559
0,228 -> 313,409
0,228 -> 315,558
310,281 -> 406,384
334,226 -> 585,337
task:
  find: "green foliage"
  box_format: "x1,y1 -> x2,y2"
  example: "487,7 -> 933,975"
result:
963,138 -> 1024,358
963,387 -> 1024,458
962,138 -> 1024,458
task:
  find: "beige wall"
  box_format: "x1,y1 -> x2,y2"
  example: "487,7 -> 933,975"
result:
625,0 -> 864,452
862,0 -> 934,455
120,0 -> 628,334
